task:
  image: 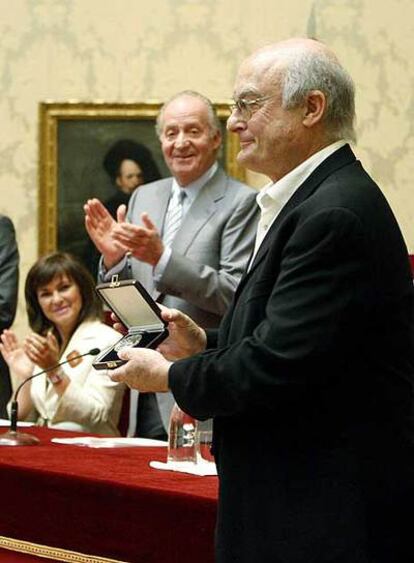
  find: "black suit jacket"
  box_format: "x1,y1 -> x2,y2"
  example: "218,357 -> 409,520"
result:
169,145 -> 414,563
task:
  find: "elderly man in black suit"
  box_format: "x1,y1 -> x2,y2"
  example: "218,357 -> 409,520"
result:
109,39 -> 414,563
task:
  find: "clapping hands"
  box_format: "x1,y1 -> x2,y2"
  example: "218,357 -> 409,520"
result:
24,331 -> 60,371
84,198 -> 164,268
84,198 -> 128,269
0,329 -> 33,381
0,329 -> 62,383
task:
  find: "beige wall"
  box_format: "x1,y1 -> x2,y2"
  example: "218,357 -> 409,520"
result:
0,0 -> 413,335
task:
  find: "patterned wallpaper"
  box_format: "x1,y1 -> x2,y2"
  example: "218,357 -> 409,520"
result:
0,0 -> 412,334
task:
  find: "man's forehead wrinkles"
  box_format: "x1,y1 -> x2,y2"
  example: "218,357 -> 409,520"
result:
163,108 -> 207,123
233,84 -> 261,99
164,119 -> 200,129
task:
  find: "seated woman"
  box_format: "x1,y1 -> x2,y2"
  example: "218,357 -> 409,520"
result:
0,252 -> 124,435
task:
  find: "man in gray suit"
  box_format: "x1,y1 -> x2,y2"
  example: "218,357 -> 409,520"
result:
0,215 -> 19,418
84,90 -> 258,438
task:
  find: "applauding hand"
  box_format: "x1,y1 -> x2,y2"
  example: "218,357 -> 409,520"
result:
0,329 -> 34,381
84,198 -> 128,269
24,331 -> 60,371
112,212 -> 164,266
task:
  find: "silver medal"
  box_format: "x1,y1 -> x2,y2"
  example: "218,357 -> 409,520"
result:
114,333 -> 142,352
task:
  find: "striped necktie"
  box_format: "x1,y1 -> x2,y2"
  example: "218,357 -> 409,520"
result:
163,189 -> 186,248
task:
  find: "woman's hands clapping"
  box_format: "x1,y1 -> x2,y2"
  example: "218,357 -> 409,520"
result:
0,329 -> 34,381
23,331 -> 60,371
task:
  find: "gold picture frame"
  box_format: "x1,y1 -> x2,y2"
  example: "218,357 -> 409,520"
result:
38,101 -> 244,259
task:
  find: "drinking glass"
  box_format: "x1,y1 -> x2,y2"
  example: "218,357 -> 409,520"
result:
196,419 -> 214,464
167,403 -> 198,463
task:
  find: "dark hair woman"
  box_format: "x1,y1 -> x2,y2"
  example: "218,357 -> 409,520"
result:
0,252 -> 124,435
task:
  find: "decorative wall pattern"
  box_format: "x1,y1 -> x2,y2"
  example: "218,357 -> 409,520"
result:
0,0 -> 412,335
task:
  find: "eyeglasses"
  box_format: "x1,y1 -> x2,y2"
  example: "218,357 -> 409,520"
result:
230,93 -> 278,120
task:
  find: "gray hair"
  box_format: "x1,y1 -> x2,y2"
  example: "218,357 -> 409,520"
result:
279,50 -> 356,144
155,90 -> 221,138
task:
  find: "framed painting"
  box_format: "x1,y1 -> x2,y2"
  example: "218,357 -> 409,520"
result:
38,101 -> 245,271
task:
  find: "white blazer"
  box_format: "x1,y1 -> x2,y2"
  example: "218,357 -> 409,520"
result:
29,320 -> 124,435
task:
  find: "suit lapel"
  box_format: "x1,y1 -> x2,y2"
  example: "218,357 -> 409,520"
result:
172,167 -> 227,255
128,180 -> 172,300
233,144 -> 357,300
151,179 -> 173,233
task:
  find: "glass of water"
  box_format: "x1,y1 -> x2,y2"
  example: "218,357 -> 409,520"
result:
167,403 -> 198,463
196,419 -> 214,464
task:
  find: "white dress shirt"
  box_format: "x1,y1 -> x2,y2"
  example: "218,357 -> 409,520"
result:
251,140 -> 347,262
153,161 -> 218,279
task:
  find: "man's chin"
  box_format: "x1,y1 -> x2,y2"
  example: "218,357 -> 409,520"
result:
237,146 -> 258,168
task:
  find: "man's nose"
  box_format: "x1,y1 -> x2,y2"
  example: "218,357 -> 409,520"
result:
227,111 -> 245,133
175,131 -> 190,148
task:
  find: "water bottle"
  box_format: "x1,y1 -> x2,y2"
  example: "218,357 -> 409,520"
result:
195,418 -> 214,464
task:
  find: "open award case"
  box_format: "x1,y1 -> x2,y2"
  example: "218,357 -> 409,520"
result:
93,276 -> 168,370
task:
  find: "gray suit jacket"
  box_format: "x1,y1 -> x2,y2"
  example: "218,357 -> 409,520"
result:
100,166 -> 259,430
0,215 -> 19,417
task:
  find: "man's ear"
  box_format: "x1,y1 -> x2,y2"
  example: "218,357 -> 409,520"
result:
212,129 -> 222,150
302,90 -> 326,128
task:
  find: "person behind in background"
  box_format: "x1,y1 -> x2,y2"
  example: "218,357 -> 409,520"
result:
84,90 -> 258,440
83,140 -> 162,277
102,139 -> 162,218
0,252 -> 124,435
0,215 -> 19,418
107,39 -> 414,562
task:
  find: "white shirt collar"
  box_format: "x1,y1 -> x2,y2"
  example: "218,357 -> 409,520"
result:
250,140 -> 347,263
257,140 -> 347,215
172,161 -> 218,204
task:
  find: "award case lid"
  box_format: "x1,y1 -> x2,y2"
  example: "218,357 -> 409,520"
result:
95,277 -> 166,332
